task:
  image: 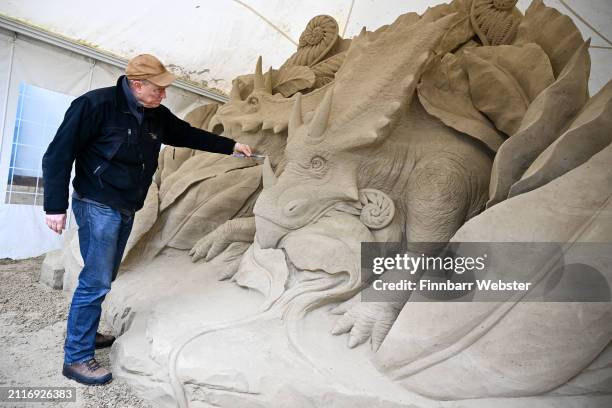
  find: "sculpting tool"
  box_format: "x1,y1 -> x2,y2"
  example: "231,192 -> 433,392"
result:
232,153 -> 266,159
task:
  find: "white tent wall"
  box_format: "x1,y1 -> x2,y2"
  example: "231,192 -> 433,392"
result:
0,26 -> 220,259
0,28 -> 90,260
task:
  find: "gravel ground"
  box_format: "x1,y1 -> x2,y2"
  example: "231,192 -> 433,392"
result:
0,256 -> 155,408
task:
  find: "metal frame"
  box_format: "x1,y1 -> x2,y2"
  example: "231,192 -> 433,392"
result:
0,14 -> 228,103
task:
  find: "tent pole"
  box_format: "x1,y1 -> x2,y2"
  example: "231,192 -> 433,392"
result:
0,31 -> 16,201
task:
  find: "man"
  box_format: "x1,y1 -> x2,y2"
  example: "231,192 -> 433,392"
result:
42,54 -> 252,385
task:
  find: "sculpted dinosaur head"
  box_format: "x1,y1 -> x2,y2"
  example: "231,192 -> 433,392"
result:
253,14 -> 457,249
253,90 -> 363,248
209,56 -> 332,165
208,56 -> 288,162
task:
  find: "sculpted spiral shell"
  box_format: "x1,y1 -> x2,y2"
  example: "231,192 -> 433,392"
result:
284,15 -> 339,68
471,0 -> 522,46
358,189 -> 395,230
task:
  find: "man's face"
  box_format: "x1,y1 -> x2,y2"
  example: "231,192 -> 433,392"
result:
132,80 -> 167,108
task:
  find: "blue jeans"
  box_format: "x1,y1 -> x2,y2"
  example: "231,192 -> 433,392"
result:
64,196 -> 134,365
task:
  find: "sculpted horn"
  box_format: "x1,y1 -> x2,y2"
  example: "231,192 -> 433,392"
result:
262,157 -> 277,188
264,66 -> 273,94
289,92 -> 303,137
229,79 -> 241,101
254,56 -> 265,91
308,88 -> 333,140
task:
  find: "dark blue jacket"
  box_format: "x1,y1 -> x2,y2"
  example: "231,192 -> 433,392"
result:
42,76 -> 235,214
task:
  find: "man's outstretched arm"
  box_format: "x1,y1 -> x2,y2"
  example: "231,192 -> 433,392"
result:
161,107 -> 252,156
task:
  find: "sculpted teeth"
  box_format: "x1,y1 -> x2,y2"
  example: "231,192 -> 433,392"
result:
273,123 -> 288,133
242,121 -> 262,132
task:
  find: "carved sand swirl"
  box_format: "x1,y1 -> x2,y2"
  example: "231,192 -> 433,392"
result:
358,189 -> 396,230
284,15 -> 339,68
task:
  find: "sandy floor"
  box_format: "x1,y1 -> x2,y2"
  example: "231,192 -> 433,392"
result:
0,256 -> 154,408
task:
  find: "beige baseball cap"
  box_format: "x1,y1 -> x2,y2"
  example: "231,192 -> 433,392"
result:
126,54 -> 177,87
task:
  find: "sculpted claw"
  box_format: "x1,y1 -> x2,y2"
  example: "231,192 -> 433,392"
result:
190,235 -> 214,262
331,302 -> 400,350
347,333 -> 360,348
331,317 -> 352,336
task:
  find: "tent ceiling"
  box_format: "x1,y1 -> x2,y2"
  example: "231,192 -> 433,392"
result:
0,0 -> 610,94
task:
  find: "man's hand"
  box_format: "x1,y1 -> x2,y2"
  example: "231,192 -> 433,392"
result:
233,142 -> 253,157
45,213 -> 67,235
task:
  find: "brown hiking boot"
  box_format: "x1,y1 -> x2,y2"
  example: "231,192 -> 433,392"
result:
62,358 -> 112,385
95,332 -> 116,349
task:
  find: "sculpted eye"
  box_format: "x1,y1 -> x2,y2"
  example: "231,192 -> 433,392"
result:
294,154 -> 328,178
309,155 -> 328,178
311,156 -> 325,170
247,96 -> 259,106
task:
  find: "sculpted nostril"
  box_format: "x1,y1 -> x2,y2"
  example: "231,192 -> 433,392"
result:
212,123 -> 224,135
283,199 -> 308,216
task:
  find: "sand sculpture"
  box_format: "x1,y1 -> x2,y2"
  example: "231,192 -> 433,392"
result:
57,0 -> 611,406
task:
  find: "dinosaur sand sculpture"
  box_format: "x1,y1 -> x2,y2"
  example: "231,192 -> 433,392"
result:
56,0 -> 611,406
